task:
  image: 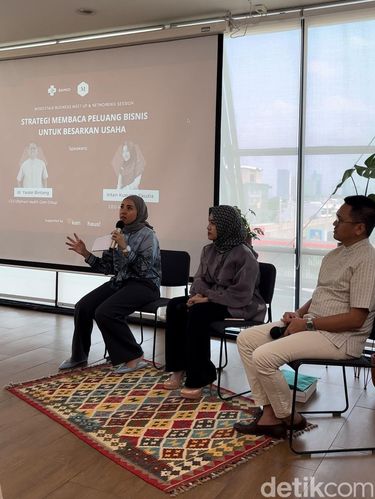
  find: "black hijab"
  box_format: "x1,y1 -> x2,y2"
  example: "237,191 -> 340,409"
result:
209,205 -> 246,253
122,195 -> 153,234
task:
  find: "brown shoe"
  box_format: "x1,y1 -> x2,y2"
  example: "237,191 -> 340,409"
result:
234,420 -> 287,439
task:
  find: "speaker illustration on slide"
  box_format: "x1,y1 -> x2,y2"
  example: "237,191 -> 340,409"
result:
113,140 -> 145,190
16,142 -> 49,189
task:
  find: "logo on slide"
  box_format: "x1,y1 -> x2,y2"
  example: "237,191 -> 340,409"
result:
48,85 -> 57,96
77,81 -> 89,97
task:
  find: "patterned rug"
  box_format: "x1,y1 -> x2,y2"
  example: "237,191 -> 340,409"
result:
6,363 -> 280,495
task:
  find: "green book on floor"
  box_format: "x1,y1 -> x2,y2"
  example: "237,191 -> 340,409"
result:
281,369 -> 318,403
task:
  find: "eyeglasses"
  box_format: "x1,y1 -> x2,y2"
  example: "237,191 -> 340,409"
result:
334,216 -> 363,225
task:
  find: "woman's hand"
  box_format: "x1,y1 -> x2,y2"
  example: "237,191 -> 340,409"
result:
66,233 -> 90,259
111,230 -> 127,250
187,293 -> 209,307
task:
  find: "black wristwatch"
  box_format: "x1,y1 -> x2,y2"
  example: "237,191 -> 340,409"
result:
306,317 -> 315,331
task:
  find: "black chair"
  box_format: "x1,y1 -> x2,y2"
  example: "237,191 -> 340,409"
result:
210,262 -> 277,400
354,329 -> 375,388
138,249 -> 190,368
288,321 -> 375,456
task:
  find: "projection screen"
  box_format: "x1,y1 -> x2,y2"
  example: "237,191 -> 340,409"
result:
0,35 -> 220,273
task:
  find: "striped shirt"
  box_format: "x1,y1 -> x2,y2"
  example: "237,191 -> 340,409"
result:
308,238 -> 375,357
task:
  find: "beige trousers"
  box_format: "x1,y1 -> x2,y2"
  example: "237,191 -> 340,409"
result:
237,322 -> 352,419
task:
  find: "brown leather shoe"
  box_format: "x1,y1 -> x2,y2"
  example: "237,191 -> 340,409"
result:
234,420 -> 287,439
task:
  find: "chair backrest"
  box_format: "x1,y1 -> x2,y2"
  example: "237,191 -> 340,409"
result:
160,249 -> 190,293
369,319 -> 375,341
363,318 -> 375,359
258,262 -> 277,323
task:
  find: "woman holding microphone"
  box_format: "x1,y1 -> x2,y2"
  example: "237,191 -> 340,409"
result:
59,195 -> 161,373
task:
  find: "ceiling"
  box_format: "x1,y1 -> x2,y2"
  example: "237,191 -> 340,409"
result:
0,0 -> 338,46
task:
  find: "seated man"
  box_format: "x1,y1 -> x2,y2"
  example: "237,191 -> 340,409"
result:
235,195 -> 375,439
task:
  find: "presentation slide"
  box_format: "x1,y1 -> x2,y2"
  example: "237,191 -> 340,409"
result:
0,36 -> 219,273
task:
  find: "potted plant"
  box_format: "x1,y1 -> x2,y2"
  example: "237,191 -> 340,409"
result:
234,206 -> 264,245
332,153 -> 375,201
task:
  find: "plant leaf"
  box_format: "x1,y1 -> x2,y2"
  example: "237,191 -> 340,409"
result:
356,166 -> 375,179
364,153 -> 375,168
331,168 -> 355,195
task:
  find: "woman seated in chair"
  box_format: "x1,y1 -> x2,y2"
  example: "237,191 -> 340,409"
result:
59,195 -> 161,373
163,205 -> 266,399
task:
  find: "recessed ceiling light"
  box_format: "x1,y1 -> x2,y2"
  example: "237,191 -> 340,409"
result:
76,7 -> 96,16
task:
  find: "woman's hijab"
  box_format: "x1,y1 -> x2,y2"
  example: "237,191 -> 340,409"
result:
123,195 -> 153,233
209,205 -> 246,253
112,141 -> 145,182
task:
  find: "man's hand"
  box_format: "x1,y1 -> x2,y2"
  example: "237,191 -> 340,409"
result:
282,311 -> 300,324
285,318 -> 308,335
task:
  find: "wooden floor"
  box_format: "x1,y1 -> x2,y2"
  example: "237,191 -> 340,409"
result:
0,305 -> 374,499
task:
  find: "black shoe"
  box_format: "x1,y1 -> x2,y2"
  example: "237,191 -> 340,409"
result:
234,420 -> 287,439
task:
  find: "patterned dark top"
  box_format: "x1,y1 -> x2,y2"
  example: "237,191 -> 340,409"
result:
85,226 -> 161,289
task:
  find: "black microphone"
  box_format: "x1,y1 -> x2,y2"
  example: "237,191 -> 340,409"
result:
270,325 -> 287,340
109,220 -> 125,249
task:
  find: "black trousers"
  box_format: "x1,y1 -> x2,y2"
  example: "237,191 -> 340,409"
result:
71,279 -> 159,365
165,296 -> 229,388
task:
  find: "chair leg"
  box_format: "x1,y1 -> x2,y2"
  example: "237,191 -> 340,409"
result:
289,368 -> 303,454
363,367 -> 371,390
217,336 -> 251,401
217,337 -> 226,399
138,313 -> 144,345
223,336 -> 229,368
152,312 -> 164,370
219,336 -> 229,370
297,366 -> 349,417
336,366 -> 349,416
363,349 -> 375,389
289,364 -> 375,455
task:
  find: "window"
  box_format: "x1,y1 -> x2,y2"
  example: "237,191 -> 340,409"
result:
221,20 -> 301,317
